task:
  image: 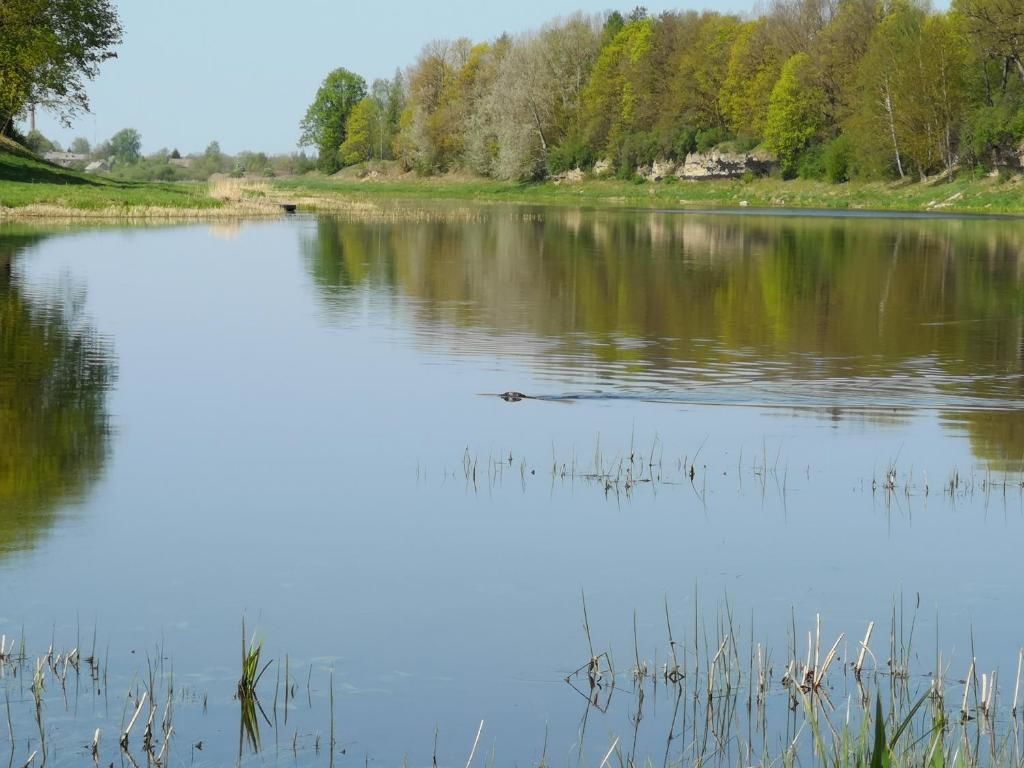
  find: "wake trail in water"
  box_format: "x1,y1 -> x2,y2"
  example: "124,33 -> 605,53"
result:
486,386 -> 1022,413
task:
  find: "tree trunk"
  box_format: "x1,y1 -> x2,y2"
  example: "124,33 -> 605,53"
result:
529,103 -> 548,152
882,78 -> 905,179
946,122 -> 954,178
1014,56 -> 1024,84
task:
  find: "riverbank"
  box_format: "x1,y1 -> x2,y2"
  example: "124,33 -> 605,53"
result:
0,142 -> 284,220
4,142 -> 1024,219
278,171 -> 1024,216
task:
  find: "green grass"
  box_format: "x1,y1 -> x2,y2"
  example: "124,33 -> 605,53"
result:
4,136 -> 1023,217
0,139 -> 222,212
237,626 -> 271,699
276,171 -> 1024,216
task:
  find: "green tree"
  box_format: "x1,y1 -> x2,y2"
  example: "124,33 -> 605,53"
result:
721,20 -> 782,139
764,52 -> 826,175
426,39 -> 481,168
0,1 -> 49,132
0,0 -> 122,131
70,137 -> 91,155
812,0 -> 880,125
601,12 -> 626,46
919,14 -> 968,175
204,140 -> 223,163
847,3 -> 967,179
236,150 -> 270,174
108,128 -> 141,163
395,38 -> 483,173
671,13 -> 742,134
339,98 -> 379,165
299,68 -> 367,173
368,74 -> 404,160
280,1 -> 1018,181
953,0 -> 1024,166
471,17 -> 601,180
24,129 -> 59,154
193,140 -> 226,177
845,2 -> 925,178
580,18 -> 657,157
955,0 -> 1024,84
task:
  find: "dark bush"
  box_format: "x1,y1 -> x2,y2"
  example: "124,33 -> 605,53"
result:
822,135 -> 853,183
695,127 -> 733,154
547,134 -> 596,175
671,126 -> 698,158
797,143 -> 826,180
614,131 -> 661,179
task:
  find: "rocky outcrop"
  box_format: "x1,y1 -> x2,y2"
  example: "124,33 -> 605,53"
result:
591,151 -> 774,181
677,150 -> 774,179
1016,141 -> 1024,168
552,167 -> 585,184
638,158 -> 677,181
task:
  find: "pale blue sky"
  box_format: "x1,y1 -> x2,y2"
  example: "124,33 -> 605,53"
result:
29,0 -> 755,155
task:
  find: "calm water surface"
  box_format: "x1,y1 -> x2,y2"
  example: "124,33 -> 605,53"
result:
1,206 -> 1023,766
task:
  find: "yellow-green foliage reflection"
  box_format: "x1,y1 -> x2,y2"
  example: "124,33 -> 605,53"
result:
303,208 -> 1024,465
0,232 -> 115,555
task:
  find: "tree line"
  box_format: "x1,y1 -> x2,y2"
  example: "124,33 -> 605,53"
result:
300,0 -> 1024,182
24,127 -> 316,181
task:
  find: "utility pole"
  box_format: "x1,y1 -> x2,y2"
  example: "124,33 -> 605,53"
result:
30,105 -> 36,133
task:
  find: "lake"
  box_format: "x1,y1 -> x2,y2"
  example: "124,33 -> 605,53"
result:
1,205 -> 1023,767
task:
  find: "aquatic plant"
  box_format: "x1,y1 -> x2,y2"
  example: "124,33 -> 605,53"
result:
237,622 -> 272,700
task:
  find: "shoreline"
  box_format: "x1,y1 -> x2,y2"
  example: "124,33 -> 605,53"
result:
277,172 -> 1024,216
2,173 -> 1024,222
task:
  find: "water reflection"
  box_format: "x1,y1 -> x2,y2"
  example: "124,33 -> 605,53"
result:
303,208 -> 1024,462
0,230 -> 116,555
944,411 -> 1024,470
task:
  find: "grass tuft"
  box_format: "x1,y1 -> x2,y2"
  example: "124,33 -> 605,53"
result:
237,621 -> 272,700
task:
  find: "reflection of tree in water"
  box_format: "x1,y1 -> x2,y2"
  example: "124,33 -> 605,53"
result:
944,412 -> 1024,472
0,232 -> 115,555
302,210 -> 1024,460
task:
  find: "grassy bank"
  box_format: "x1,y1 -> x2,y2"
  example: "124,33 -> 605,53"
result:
5,139 -> 1024,219
0,140 -> 285,219
277,170 -> 1024,216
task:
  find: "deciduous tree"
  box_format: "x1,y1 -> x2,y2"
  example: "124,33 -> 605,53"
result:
721,20 -> 783,139
0,0 -> 122,131
847,2 -> 967,179
764,52 -> 826,174
670,13 -> 742,133
845,2 -> 924,178
955,0 -> 1024,83
108,128 -> 141,163
299,68 -> 368,173
339,98 -> 379,165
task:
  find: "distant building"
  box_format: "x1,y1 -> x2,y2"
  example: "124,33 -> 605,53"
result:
85,158 -> 112,173
43,151 -> 89,167
169,157 -> 194,169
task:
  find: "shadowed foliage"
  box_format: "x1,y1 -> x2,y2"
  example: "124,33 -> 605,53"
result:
0,229 -> 116,556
